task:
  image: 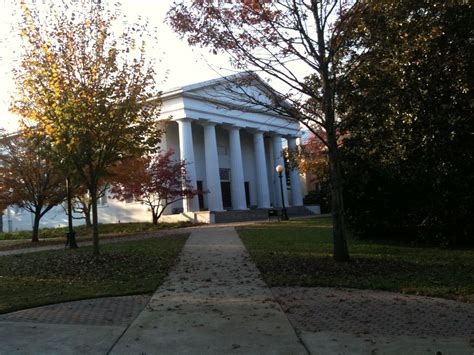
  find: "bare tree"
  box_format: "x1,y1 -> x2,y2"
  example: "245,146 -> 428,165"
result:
168,0 -> 365,261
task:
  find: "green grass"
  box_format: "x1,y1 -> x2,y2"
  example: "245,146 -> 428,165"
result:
0,221 -> 196,251
0,221 -> 194,241
238,218 -> 474,302
0,234 -> 188,314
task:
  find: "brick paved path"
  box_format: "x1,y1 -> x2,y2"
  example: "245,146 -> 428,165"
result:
4,287 -> 472,339
1,220 -> 473,353
273,287 -> 474,338
0,295 -> 150,326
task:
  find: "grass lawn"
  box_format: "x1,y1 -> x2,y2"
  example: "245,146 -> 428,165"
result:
0,234 -> 188,314
0,221 -> 194,251
238,218 -> 474,303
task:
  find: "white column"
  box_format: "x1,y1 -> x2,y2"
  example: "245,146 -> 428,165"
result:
288,137 -> 303,206
177,118 -> 199,212
228,126 -> 247,210
272,135 -> 289,207
202,123 -> 224,211
265,137 -> 276,206
253,130 -> 271,208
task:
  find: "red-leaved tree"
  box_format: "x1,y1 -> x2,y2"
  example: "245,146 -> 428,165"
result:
110,150 -> 202,224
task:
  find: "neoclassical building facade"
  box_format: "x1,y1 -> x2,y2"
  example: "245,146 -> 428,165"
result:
160,74 -> 303,215
2,74 -> 306,231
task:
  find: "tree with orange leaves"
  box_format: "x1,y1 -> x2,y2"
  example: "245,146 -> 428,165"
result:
11,1 -> 162,254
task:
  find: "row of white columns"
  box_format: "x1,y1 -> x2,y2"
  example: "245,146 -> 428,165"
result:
176,118 -> 303,212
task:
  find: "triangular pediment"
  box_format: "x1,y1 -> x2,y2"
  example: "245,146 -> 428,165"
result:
181,72 -> 289,115
160,72 -> 300,137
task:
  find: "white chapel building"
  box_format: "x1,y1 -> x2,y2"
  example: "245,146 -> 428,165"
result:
3,74 -> 313,231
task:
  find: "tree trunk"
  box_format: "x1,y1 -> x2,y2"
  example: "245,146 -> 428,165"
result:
152,211 -> 158,225
327,127 -> 350,262
319,48 -> 350,261
66,176 -> 74,235
84,205 -> 92,228
31,210 -> 41,243
90,187 -> 100,256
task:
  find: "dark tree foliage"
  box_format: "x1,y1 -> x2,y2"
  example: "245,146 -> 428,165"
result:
338,1 -> 474,246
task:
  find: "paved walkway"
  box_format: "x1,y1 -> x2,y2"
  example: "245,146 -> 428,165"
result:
1,225 -> 473,354
274,287 -> 474,354
110,227 -> 306,354
0,296 -> 151,354
0,295 -> 150,326
0,227 -> 306,354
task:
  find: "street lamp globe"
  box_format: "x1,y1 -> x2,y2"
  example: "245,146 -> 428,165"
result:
275,164 -> 289,221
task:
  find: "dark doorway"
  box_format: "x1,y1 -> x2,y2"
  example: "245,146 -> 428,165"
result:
244,182 -> 250,207
221,182 -> 232,209
196,180 -> 204,210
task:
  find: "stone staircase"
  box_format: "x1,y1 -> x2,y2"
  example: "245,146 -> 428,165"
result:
286,205 -> 315,217
213,206 -> 316,224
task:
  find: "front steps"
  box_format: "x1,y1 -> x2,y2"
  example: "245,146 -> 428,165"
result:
213,206 -> 316,224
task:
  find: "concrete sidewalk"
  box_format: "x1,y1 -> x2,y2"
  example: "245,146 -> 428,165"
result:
110,227 -> 307,354
0,296 -> 148,354
2,224 -> 473,354
0,227 -> 306,354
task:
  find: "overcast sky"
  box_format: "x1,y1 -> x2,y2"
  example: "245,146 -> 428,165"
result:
0,0 -> 235,132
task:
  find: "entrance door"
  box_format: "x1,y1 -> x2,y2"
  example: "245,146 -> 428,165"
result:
196,181 -> 204,210
221,182 -> 232,209
244,182 -> 250,207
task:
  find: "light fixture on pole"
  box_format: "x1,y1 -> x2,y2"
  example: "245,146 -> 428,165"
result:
275,164 -> 289,221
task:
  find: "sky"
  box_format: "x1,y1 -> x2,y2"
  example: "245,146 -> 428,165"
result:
0,0 -> 235,132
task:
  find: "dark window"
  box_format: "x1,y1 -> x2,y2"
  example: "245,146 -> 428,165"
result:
219,168 -> 230,181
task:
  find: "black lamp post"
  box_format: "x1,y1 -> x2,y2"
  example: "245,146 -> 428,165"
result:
65,176 -> 78,248
275,164 -> 289,221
